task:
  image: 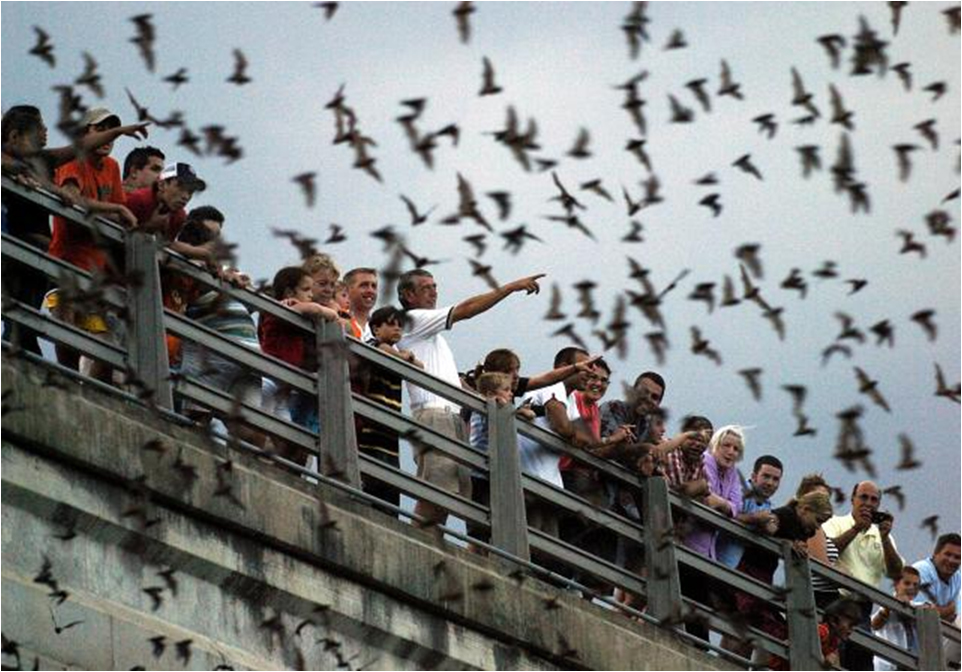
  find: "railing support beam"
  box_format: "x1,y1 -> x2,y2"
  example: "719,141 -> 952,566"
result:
784,541 -> 823,671
315,319 -> 360,487
642,477 -> 682,623
125,231 -> 173,410
917,606 -> 947,671
487,401 -> 529,561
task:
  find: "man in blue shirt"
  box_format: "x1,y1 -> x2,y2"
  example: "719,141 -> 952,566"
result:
913,533 -> 961,623
717,454 -> 783,568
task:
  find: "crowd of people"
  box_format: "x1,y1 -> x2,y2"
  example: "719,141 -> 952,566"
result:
3,105 -> 960,671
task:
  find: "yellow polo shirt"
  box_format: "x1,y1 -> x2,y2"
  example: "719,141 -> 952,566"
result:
822,513 -> 901,588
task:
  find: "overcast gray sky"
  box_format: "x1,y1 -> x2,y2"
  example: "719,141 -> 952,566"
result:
3,1 -> 959,568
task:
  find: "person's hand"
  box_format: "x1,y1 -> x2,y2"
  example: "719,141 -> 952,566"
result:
281,297 -> 299,308
792,539 -> 809,557
754,510 -> 777,528
504,273 -> 545,295
516,407 -> 536,421
118,121 -> 151,140
142,202 -> 171,233
878,514 -> 894,539
114,204 -> 138,229
608,424 -> 636,445
688,478 -> 710,498
221,268 -> 251,288
853,514 -> 872,533
573,354 -> 603,373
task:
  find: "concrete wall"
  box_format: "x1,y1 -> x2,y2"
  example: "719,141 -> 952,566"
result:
1,354 -> 739,671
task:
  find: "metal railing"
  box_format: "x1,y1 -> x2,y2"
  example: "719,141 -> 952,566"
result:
2,176 -> 957,670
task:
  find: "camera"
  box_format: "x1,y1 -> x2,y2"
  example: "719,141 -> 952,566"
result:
871,510 -> 893,526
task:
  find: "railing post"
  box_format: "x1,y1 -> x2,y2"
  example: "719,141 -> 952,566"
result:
124,231 -> 173,410
783,542 -> 823,671
917,606 -> 947,670
487,400 -> 530,560
315,319 -> 360,487
642,476 -> 682,623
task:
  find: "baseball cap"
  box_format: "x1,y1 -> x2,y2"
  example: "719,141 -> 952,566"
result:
80,107 -> 121,128
159,162 -> 207,192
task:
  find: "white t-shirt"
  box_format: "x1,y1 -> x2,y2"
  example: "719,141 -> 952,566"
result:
397,306 -> 461,412
517,383 -> 570,488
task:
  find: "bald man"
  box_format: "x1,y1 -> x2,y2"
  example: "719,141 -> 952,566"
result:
823,481 -> 904,670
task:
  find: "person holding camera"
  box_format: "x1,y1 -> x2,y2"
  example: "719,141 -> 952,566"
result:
822,481 -> 904,670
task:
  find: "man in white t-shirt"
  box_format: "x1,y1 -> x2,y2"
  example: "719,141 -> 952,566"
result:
396,268 -> 545,526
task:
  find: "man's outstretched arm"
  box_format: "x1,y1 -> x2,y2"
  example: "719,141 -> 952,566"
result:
450,273 -> 544,325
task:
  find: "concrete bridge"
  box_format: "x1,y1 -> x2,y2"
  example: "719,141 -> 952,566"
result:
2,354 -> 734,671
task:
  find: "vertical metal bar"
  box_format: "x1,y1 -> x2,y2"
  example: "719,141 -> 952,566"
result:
125,231 -> 173,410
315,319 -> 360,487
642,476 -> 682,623
917,606 -> 947,671
487,400 -> 530,560
783,542 -> 823,671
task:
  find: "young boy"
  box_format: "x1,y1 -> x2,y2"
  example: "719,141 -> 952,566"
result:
871,566 -> 922,671
353,306 -> 422,508
467,371 -> 529,548
303,253 -> 348,319
258,266 -> 339,458
334,280 -> 351,315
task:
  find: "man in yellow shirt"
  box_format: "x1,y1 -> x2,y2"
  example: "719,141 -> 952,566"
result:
822,481 -> 904,670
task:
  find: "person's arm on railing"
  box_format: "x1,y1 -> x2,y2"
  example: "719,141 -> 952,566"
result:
281,298 -> 339,321
450,274 -> 544,324
59,181 -> 137,229
543,398 -> 634,459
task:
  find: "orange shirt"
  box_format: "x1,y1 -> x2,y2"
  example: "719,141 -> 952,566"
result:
49,156 -> 125,271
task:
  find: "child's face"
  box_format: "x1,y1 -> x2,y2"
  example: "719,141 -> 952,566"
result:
895,574 -> 921,602
649,415 -> 667,443
335,287 -> 351,312
484,384 -> 513,405
288,275 -> 315,303
374,320 -> 403,345
311,269 -> 338,304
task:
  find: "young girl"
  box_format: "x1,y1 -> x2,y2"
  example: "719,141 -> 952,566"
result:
258,266 -> 338,460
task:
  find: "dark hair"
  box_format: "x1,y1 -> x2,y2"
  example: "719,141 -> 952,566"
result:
899,566 -> 921,581
935,533 -> 962,555
753,454 -> 783,475
122,146 -> 165,179
796,473 -> 830,499
680,415 -> 713,433
634,371 -> 666,401
824,597 -> 863,626
271,266 -> 311,300
397,269 -> 433,308
475,348 -> 521,382
553,346 -> 587,368
343,267 -> 377,287
176,206 -> 226,246
370,305 -> 405,330
1,105 -> 43,144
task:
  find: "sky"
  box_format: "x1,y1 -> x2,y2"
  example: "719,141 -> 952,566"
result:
3,1 -> 960,570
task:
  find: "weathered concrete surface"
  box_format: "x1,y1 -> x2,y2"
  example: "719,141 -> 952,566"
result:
1,354 -> 740,670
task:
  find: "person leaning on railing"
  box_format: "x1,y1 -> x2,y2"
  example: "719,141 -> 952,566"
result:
793,473 -> 846,609
720,490 -> 834,661
46,108 -> 151,381
1,105 -> 147,358
911,532 -> 961,625
258,266 -> 340,464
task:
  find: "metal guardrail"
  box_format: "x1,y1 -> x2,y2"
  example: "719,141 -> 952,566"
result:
2,176 -> 957,670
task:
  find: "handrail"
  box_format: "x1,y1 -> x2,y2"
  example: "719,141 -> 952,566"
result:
2,176 -> 125,244
3,176 -> 952,671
